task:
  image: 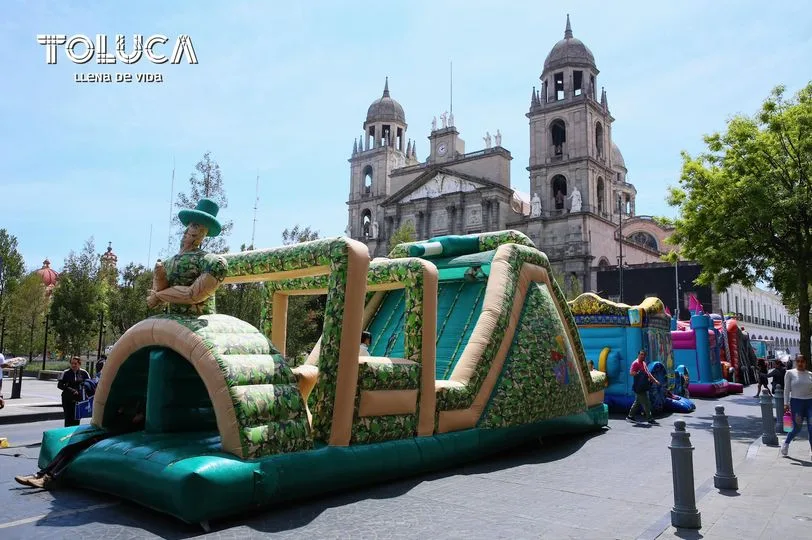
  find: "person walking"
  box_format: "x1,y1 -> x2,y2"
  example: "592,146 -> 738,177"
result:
780,354 -> 812,458
627,350 -> 660,425
768,360 -> 787,394
57,357 -> 90,427
754,359 -> 772,397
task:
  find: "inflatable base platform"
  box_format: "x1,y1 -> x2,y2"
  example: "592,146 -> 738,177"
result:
688,380 -> 743,398
40,405 -> 608,525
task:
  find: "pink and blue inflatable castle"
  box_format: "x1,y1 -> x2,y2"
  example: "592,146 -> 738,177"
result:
671,295 -> 743,397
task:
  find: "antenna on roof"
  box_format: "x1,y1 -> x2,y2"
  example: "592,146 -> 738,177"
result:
450,60 -> 453,116
167,156 -> 175,253
250,172 -> 260,249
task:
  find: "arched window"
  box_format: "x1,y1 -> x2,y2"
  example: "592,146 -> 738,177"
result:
598,257 -> 610,270
597,177 -> 605,214
595,122 -> 604,157
363,165 -> 373,195
361,209 -> 372,239
551,175 -> 567,210
628,231 -> 658,251
550,120 -> 566,156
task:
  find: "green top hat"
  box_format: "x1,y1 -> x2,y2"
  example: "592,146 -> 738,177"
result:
178,198 -> 222,237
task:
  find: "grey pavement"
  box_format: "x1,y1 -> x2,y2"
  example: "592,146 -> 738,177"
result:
0,392 -> 809,539
0,378 -> 64,426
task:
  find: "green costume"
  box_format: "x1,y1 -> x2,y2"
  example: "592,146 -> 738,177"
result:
163,249 -> 228,315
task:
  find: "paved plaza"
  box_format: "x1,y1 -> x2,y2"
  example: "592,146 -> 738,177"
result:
1,380 -> 809,539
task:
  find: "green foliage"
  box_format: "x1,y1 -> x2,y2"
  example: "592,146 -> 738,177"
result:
669,83 -> 812,358
0,229 -> 26,351
217,244 -> 264,329
174,152 -> 234,254
282,225 -> 319,245
279,227 -> 324,364
107,263 -> 162,337
49,238 -> 106,356
388,221 -> 417,251
549,266 -> 583,301
4,273 -> 48,358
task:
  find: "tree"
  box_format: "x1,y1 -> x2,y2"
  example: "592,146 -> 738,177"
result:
667,83 -> 812,360
50,239 -> 105,356
0,229 -> 25,352
280,226 -> 324,364
282,225 -> 319,245
216,244 -> 264,329
5,273 -> 47,360
550,267 -> 583,301
174,152 -> 234,253
388,221 -> 417,252
107,263 -> 161,338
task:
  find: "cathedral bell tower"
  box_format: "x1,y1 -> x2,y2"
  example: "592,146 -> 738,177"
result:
347,78 -> 418,255
527,14 -> 619,220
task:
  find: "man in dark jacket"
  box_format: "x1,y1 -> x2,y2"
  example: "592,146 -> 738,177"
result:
57,357 -> 91,427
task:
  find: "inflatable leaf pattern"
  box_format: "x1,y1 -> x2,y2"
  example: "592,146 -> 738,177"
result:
479,283 -> 586,428
351,414 -> 417,444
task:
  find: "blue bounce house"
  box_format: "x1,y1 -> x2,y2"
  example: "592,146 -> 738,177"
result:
569,293 -> 695,414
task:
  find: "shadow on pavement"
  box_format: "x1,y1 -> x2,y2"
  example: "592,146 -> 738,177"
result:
673,528 -> 704,539
23,427 -> 609,537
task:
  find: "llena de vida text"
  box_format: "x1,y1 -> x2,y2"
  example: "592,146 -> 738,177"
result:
36,34 -> 198,83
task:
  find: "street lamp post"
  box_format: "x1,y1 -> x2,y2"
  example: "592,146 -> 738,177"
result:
617,195 -> 624,303
674,258 -> 680,322
41,312 -> 50,370
96,311 -> 105,374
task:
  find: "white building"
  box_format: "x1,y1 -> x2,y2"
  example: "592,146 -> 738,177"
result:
718,284 -> 801,353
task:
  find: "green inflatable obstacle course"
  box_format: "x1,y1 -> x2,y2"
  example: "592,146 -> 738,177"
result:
34,232 -> 607,530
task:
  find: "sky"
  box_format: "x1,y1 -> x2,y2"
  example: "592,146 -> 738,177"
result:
2,1 -> 811,273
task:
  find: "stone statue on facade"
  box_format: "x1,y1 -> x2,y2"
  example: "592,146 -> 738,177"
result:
530,193 -> 542,218
483,131 -> 492,149
372,221 -> 379,239
448,112 -> 454,127
441,111 -> 448,128
147,198 -> 228,315
495,129 -> 502,146
569,187 -> 582,213
431,116 -> 437,131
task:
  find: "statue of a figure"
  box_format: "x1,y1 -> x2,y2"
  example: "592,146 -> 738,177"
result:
530,192 -> 542,218
431,116 -> 437,131
441,111 -> 448,128
372,221 -> 379,239
448,112 -> 454,127
495,129 -> 502,146
483,131 -> 492,149
569,187 -> 582,213
147,198 -> 228,315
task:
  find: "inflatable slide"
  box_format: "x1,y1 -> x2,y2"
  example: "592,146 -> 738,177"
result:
672,314 -> 743,397
36,231 -> 608,528
568,293 -> 695,414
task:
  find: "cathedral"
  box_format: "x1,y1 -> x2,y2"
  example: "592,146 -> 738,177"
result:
346,15 -> 674,294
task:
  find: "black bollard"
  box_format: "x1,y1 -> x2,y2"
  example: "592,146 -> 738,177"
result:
760,389 -> 778,446
10,366 -> 22,399
711,406 -> 738,490
773,385 -> 784,434
669,420 -> 702,529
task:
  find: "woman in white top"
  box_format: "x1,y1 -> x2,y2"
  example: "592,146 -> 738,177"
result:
780,354 -> 812,458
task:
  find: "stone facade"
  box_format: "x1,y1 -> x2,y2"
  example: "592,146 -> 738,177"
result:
346,15 -> 673,293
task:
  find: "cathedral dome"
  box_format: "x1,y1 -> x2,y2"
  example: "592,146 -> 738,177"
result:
612,142 -> 626,171
543,15 -> 596,72
36,259 -> 59,289
366,78 -> 406,125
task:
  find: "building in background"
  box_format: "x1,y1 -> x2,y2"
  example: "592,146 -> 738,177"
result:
346,15 -> 673,293
597,262 -> 802,353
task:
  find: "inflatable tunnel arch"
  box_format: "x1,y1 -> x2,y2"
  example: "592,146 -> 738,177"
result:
91,315 -> 312,459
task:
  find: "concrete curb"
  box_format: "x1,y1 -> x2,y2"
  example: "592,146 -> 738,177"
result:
0,409 -> 64,425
